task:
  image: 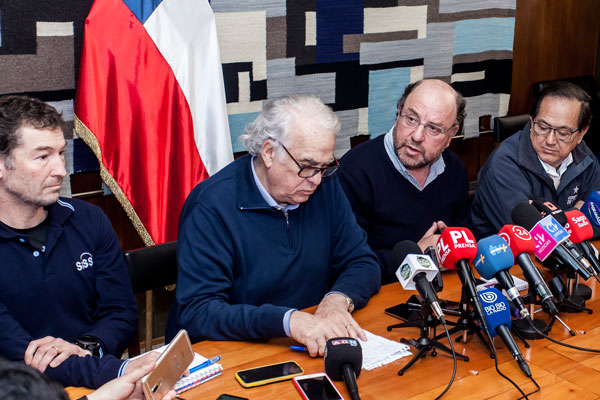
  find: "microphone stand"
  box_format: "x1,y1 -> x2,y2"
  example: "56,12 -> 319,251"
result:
512,286 -> 551,340
434,283 -> 494,358
557,266 -> 592,313
388,301 -> 468,376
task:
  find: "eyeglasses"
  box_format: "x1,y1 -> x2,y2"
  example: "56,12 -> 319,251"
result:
280,143 -> 340,178
532,119 -> 579,142
399,113 -> 455,137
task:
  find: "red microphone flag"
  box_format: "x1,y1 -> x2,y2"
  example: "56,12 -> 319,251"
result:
436,227 -> 477,269
565,210 -> 594,243
498,225 -> 535,256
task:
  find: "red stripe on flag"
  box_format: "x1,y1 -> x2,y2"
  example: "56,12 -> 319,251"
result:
75,0 -> 208,244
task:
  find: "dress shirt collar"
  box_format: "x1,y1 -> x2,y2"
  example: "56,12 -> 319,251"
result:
383,125 -> 446,191
538,153 -> 573,190
251,156 -> 299,212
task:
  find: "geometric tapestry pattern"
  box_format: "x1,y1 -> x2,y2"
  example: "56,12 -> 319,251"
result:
0,0 -> 515,183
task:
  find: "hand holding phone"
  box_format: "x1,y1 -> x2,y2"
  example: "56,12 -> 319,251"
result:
293,373 -> 344,400
141,330 -> 194,400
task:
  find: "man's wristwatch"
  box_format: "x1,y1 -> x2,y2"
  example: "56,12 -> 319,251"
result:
340,293 -> 355,313
75,335 -> 102,357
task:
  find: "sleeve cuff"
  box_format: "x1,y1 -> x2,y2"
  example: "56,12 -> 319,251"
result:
283,309 -> 296,337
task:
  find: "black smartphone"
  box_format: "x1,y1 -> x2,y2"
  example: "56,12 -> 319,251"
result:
216,395 -> 249,400
385,303 -> 421,321
235,360 -> 303,387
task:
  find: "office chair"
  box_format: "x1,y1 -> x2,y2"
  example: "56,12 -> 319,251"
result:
124,241 -> 178,356
493,114 -> 529,142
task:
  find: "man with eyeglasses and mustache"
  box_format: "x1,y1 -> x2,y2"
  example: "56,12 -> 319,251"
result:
338,79 -> 471,283
175,95 -> 380,357
472,81 -> 600,238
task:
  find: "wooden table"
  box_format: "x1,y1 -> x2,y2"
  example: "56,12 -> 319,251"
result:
68,270 -> 600,400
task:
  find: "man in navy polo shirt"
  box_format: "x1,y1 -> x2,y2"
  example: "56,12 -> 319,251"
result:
0,96 -> 146,388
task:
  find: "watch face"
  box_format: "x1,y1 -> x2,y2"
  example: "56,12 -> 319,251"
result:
76,336 -> 100,355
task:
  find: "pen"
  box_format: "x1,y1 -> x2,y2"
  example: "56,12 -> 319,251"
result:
189,355 -> 221,374
290,345 -> 308,352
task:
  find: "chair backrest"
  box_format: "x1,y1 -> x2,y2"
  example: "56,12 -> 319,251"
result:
493,114 -> 529,142
124,241 -> 178,294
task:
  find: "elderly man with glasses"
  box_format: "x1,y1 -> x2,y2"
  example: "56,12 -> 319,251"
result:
472,81 -> 600,238
338,79 -> 471,283
174,95 -> 380,356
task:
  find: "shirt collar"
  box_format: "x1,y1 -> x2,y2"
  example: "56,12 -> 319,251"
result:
383,125 -> 446,191
251,156 -> 299,212
538,152 -> 573,190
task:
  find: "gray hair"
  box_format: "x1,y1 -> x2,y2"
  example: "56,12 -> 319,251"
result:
239,95 -> 341,158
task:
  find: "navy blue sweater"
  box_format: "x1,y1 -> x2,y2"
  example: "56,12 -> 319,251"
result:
339,135 -> 471,283
0,198 -> 137,388
176,155 -> 381,341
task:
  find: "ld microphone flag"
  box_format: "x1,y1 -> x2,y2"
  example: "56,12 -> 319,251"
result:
74,0 -> 232,245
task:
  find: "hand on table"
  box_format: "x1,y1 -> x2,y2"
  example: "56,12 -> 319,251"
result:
24,336 -> 91,373
289,293 -> 364,357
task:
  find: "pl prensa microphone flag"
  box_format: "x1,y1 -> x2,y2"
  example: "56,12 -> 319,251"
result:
74,0 -> 232,245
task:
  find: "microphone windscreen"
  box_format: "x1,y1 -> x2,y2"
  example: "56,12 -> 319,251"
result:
474,235 -> 515,279
498,225 -> 536,256
478,287 -> 511,336
391,240 -> 422,267
582,191 -> 600,227
436,228 -> 477,269
511,202 -> 542,230
324,338 -> 362,381
565,210 -> 593,242
531,199 -> 568,226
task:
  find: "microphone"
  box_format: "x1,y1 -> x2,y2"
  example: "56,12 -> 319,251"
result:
511,202 -> 591,280
474,235 -> 529,319
392,241 -> 445,322
436,228 -> 488,331
324,338 -> 362,400
581,191 -> 600,228
498,225 -> 559,316
531,199 -> 568,225
531,199 -> 596,277
478,287 -> 532,377
564,210 -> 600,276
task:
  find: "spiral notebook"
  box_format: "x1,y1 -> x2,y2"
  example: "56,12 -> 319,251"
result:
174,352 -> 223,393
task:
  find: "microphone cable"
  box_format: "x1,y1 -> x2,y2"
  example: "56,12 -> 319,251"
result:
516,376 -> 541,400
527,316 -> 600,353
481,321 -> 530,399
434,319 -> 456,400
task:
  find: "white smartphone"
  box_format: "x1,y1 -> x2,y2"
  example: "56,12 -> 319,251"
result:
141,330 -> 194,400
293,373 -> 345,400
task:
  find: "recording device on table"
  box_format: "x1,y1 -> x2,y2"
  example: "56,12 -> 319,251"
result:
215,395 -> 248,400
234,360 -> 303,388
324,338 -> 362,400
142,330 -> 195,400
293,373 -> 345,400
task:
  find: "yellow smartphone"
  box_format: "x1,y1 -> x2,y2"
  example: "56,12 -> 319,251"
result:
141,330 -> 194,399
235,360 -> 303,388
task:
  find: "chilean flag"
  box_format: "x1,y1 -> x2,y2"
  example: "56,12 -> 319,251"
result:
74,0 -> 232,245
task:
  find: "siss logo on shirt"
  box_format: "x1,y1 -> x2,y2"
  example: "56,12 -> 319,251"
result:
76,252 -> 94,271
